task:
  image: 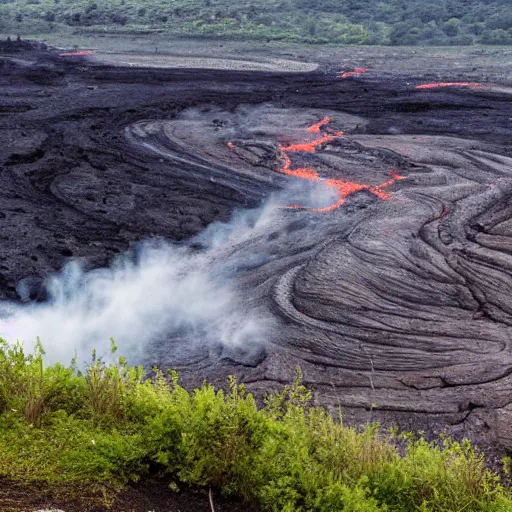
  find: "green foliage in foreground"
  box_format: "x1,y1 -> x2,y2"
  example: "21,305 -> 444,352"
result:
0,0 -> 512,45
1,338 -> 512,511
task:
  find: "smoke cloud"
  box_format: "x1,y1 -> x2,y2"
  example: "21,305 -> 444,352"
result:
0,241 -> 233,364
0,174 -> 335,366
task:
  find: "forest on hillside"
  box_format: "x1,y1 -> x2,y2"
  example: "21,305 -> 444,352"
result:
1,0 -> 512,47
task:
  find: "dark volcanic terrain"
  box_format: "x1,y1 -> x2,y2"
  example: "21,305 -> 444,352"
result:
2,43 -> 512,453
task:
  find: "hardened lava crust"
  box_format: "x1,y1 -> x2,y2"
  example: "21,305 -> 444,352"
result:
2,43 -> 512,452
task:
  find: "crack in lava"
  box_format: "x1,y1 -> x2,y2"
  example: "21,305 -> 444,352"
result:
278,117 -> 405,212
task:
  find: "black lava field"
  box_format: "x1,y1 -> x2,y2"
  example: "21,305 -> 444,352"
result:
2,46 -> 512,451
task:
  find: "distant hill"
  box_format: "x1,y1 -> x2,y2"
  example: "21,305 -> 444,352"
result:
1,0 -> 511,45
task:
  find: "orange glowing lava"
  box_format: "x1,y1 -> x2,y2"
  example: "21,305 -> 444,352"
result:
59,51 -> 95,57
338,67 -> 370,79
278,119 -> 404,211
226,142 -> 234,149
307,116 -> 331,133
281,131 -> 344,153
415,82 -> 480,90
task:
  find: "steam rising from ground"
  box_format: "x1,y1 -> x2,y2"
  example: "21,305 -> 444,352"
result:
1,242 -> 230,364
0,183 -> 334,365
0,103 -> 351,367
0,198 -> 286,364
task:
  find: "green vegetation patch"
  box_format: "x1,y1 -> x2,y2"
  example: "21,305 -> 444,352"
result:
0,0 -> 512,45
0,338 -> 511,511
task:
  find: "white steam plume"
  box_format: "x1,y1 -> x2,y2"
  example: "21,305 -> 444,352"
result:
0,181 -> 333,366
0,242 -> 234,364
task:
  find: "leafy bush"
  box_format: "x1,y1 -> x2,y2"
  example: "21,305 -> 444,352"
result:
482,28 -> 512,44
0,338 -> 511,511
0,0 -> 511,45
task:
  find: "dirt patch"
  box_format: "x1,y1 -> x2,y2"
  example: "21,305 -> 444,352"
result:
0,477 -> 251,512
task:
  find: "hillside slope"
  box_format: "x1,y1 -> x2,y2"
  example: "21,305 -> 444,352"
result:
1,0 -> 512,45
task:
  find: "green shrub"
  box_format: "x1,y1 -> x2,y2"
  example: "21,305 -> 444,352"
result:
1,0 -> 512,45
0,338 -> 511,511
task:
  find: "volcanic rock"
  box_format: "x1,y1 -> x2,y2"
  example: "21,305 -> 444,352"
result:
1,46 -> 512,451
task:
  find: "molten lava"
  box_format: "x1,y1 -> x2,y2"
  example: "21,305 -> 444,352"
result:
278,118 -> 404,211
307,117 -> 331,133
59,51 -> 95,57
280,151 -> 320,181
338,68 -> 370,79
226,142 -> 234,149
280,132 -> 344,153
415,82 -> 480,90
281,118 -> 344,153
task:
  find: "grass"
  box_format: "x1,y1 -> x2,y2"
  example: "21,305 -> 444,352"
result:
0,337 -> 511,511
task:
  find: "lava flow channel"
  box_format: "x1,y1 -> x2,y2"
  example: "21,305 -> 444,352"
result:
415,82 -> 480,90
338,67 -> 370,79
278,117 -> 404,211
59,51 -> 95,57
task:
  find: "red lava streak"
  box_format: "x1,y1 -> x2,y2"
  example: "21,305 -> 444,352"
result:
281,130 -> 344,153
415,82 -> 480,90
307,116 -> 331,133
59,51 -> 95,57
338,67 -> 370,79
278,118 -> 405,211
226,142 -> 234,149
